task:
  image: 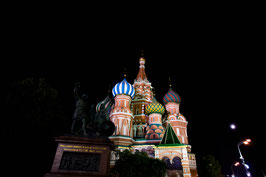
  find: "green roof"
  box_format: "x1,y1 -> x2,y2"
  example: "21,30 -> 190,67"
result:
159,123 -> 183,146
157,144 -> 184,147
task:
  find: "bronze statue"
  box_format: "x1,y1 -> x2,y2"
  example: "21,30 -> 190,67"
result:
71,82 -> 115,137
94,103 -> 115,137
88,93 -> 115,137
71,82 -> 88,136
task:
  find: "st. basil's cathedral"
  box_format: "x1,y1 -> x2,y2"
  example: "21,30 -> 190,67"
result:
96,56 -> 198,177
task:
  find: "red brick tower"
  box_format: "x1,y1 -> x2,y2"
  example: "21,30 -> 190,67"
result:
109,77 -> 135,146
163,81 -> 189,145
132,56 -> 153,138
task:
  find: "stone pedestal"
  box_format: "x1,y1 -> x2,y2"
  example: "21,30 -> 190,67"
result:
45,136 -> 114,177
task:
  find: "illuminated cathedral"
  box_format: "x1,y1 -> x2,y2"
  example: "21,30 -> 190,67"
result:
96,56 -> 197,177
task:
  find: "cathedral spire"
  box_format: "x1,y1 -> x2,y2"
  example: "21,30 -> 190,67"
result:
136,54 -> 147,81
141,49 -> 144,58
169,77 -> 172,88
124,67 -> 127,78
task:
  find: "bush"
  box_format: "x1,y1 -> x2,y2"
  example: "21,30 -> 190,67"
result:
111,149 -> 166,177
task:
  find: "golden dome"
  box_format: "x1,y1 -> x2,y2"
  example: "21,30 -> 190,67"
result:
139,57 -> 146,62
145,97 -> 165,115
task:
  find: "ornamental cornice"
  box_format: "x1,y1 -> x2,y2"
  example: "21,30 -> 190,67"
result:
110,111 -> 134,118
134,79 -> 151,84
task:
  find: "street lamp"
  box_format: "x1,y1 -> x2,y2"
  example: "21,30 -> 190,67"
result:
237,139 -> 252,177
231,162 -> 240,177
230,123 -> 237,130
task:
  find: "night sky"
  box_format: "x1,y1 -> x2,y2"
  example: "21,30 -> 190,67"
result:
2,7 -> 265,176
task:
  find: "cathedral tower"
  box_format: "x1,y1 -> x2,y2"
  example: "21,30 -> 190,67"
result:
145,96 -> 165,139
109,78 -> 135,146
163,85 -> 189,145
132,56 -> 153,138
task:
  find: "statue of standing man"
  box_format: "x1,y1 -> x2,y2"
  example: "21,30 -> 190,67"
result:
71,82 -> 88,136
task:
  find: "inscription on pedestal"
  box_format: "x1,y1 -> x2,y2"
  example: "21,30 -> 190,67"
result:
59,152 -> 101,172
45,136 -> 114,177
59,144 -> 107,153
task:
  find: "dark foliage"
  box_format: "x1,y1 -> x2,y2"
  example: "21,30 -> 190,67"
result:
1,77 -> 68,176
197,154 -> 224,177
111,149 -> 167,177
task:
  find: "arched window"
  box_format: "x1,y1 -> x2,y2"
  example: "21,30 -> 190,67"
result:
133,126 -> 137,137
172,156 -> 183,170
137,126 -> 143,137
115,125 -> 118,135
136,108 -> 139,115
123,126 -> 127,135
162,157 -> 171,169
143,127 -> 147,135
162,156 -> 183,170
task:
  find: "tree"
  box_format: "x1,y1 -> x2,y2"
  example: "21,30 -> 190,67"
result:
111,149 -> 167,177
198,154 -> 224,177
2,77 -> 68,177
2,77 -> 68,137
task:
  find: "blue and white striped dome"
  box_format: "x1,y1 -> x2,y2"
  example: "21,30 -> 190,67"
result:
112,78 -> 135,98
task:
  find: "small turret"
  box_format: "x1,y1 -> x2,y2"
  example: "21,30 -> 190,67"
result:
145,96 -> 165,139
163,80 -> 188,144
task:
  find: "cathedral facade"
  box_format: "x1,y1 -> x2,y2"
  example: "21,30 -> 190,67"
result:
97,56 -> 197,177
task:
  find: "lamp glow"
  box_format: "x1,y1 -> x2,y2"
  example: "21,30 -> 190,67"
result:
234,162 -> 240,166
230,123 -> 236,130
243,139 -> 251,145
246,139 -> 251,143
243,141 -> 249,145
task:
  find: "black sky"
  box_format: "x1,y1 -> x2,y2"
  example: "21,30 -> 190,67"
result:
2,6 -> 265,176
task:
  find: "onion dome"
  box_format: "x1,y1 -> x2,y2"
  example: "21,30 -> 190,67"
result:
96,93 -> 114,113
163,88 -> 181,105
145,97 -> 165,115
112,78 -> 135,98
